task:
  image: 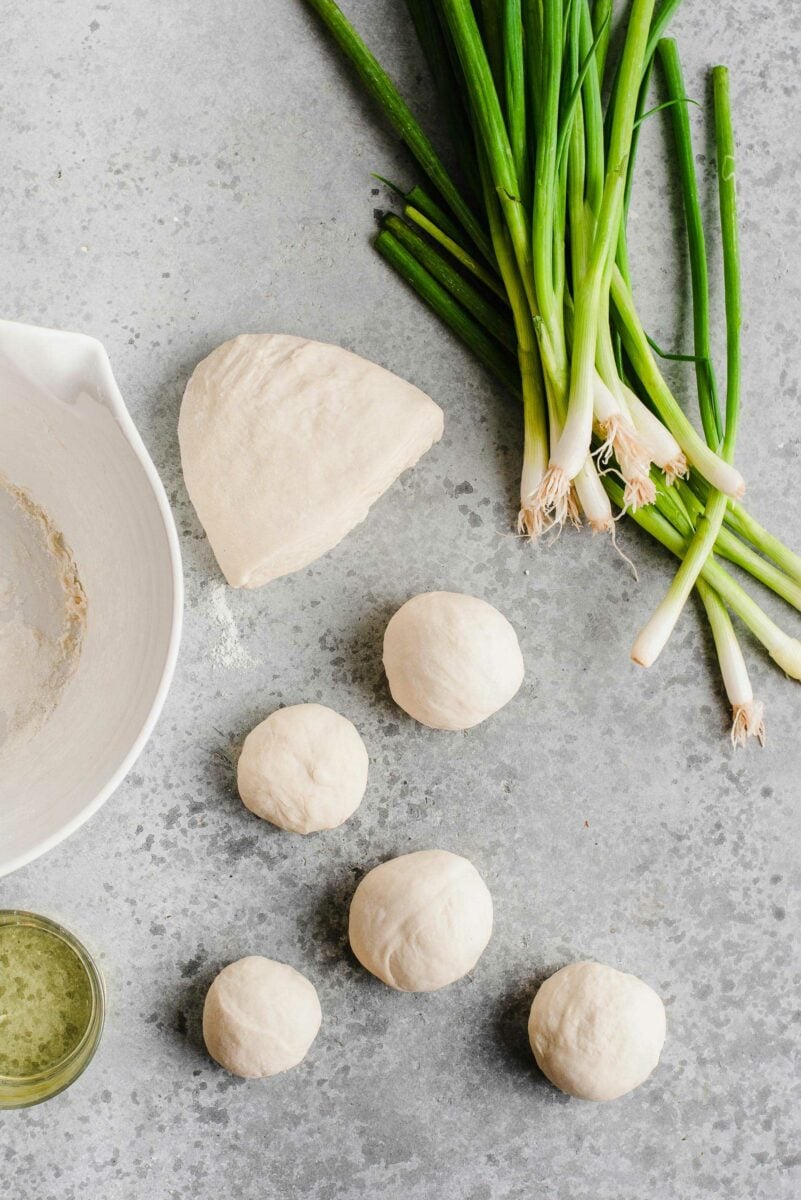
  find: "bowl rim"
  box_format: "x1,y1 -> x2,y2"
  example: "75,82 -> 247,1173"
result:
0,321 -> 184,878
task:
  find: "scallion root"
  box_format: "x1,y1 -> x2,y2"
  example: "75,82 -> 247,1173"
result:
663,454 -> 689,486
532,465 -> 573,532
618,452 -> 657,510
731,700 -> 766,748
517,502 -> 548,541
567,485 -> 583,530
595,412 -> 652,475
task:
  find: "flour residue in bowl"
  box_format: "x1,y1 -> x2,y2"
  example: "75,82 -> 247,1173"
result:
0,477 -> 87,755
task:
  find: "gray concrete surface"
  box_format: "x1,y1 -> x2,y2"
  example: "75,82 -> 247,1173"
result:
1,1 -> 800,1196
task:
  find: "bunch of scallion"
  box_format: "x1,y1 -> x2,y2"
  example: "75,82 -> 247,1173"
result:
303,0 -> 801,745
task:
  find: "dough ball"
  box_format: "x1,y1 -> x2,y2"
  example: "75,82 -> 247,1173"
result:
528,961 -> 666,1101
178,333 -> 443,587
202,956 -> 321,1078
349,849 -> 493,991
382,591 -> 524,730
237,703 -> 368,834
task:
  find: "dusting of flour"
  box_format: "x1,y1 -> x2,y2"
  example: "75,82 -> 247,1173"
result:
209,582 -> 252,670
0,477 -> 87,755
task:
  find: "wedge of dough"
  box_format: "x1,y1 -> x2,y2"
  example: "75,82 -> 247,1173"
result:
179,334 -> 444,587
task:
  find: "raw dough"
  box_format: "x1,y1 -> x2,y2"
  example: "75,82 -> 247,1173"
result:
202,956 -> 321,1078
382,591 -> 524,730
178,334 -> 444,587
237,703 -> 368,834
348,849 -> 493,991
528,960 -> 666,1101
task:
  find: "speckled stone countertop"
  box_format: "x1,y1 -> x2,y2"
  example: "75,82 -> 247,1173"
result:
1,2 -> 800,1197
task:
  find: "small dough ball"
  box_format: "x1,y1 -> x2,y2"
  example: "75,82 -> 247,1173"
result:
203,956 -> 321,1078
528,961 -> 666,1101
382,591 -> 524,730
237,703 -> 368,834
349,849 -> 493,991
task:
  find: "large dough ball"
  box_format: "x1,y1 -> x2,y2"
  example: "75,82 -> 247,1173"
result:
383,591 -> 524,730
237,703 -> 368,834
203,956 -> 322,1078
349,849 -> 493,991
528,961 -> 666,1101
178,334 -> 443,587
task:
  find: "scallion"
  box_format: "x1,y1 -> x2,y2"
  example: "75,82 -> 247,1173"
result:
305,0 -> 801,744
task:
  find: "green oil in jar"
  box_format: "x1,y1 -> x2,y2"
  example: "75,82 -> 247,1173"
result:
0,911 -> 104,1107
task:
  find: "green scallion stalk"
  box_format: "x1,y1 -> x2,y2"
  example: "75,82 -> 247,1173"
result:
475,147 -> 550,534
382,214 -> 516,351
477,0 -> 505,92
715,527 -> 801,613
580,0 -> 605,215
697,580 -> 765,746
657,37 -> 722,447
611,267 -> 745,497
542,0 -> 656,509
375,228 -> 520,394
304,0 -> 493,262
676,480 -> 801,610
605,477 -> 801,681
555,5 -> 611,180
723,500 -> 801,583
403,205 -> 508,300
522,0 -> 544,136
403,184 -> 474,249
631,63 -> 741,668
404,0 -> 483,202
682,470 -> 801,582
604,0 -> 687,145
591,0 -> 612,82
715,65 -> 743,460
439,0 -> 536,313
530,0 -> 565,358
504,0 -> 530,211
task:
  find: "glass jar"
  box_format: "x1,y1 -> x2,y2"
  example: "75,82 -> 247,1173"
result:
0,910 -> 105,1108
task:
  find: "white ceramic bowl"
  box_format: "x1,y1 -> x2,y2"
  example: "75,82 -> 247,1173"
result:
0,319 -> 182,877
